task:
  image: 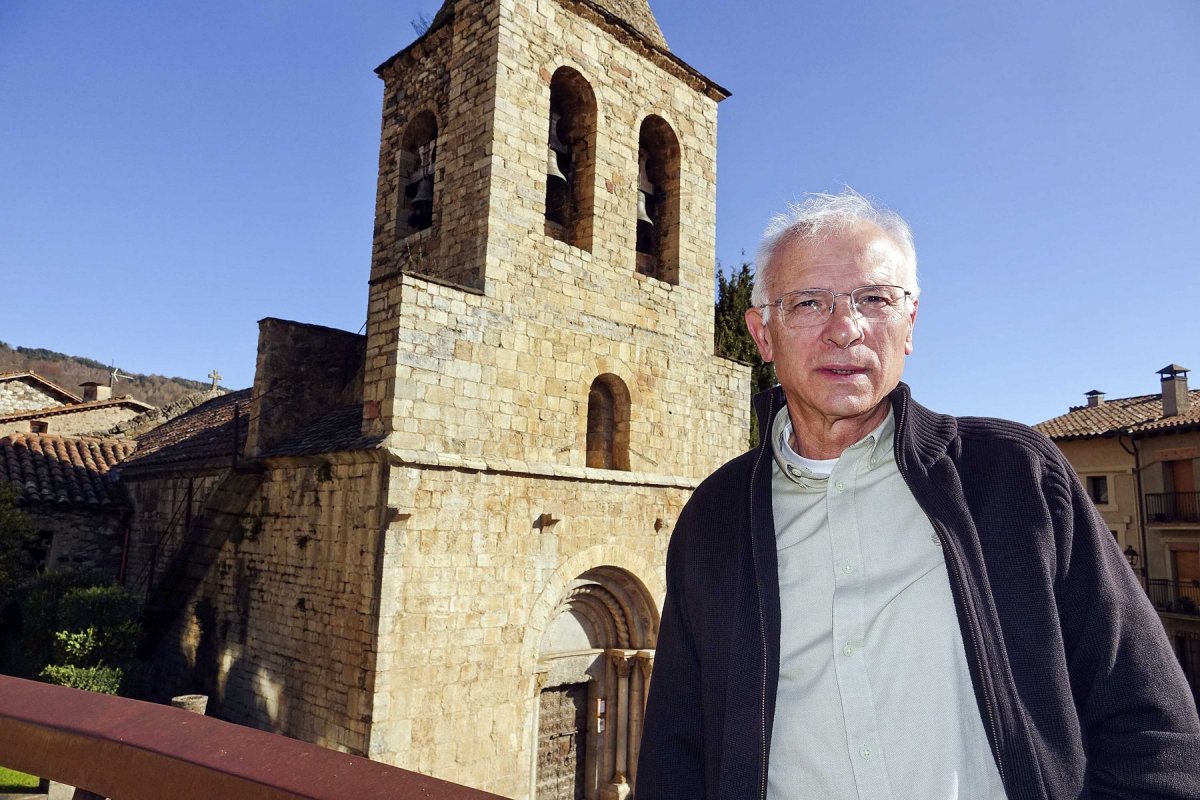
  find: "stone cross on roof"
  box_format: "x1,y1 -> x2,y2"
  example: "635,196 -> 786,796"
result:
208,369 -> 222,390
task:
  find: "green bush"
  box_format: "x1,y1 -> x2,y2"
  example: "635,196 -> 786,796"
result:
13,568 -> 108,676
40,663 -> 124,695
54,585 -> 143,666
0,483 -> 39,614
10,573 -> 146,696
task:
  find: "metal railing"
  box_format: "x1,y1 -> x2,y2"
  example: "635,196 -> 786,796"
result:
0,675 -> 508,800
1148,579 -> 1200,617
1146,491 -> 1200,523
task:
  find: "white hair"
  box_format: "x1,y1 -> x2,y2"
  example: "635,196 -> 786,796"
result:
751,189 -> 919,316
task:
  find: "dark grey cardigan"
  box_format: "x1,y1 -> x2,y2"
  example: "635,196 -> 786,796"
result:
636,383 -> 1200,800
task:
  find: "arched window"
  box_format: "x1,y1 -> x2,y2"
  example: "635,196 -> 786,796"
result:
586,374 -> 630,470
396,111 -> 438,238
544,67 -> 597,251
635,116 -> 680,284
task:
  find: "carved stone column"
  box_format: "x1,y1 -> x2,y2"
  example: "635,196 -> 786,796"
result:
600,649 -> 637,800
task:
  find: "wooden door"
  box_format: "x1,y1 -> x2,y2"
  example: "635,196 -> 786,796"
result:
537,683 -> 588,800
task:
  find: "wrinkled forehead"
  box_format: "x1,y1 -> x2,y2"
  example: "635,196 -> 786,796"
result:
769,224 -> 909,290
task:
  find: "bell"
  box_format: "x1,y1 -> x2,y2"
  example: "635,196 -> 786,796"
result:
547,146 -> 568,183
412,175 -> 434,205
548,111 -> 568,155
637,153 -> 655,225
637,189 -> 653,225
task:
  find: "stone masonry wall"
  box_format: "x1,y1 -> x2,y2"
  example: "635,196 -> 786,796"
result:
129,457 -> 386,755
378,274 -> 747,476
0,404 -> 146,437
369,464 -> 683,797
244,318 -> 365,457
123,471 -> 227,597
23,506 -> 127,579
0,379 -> 66,414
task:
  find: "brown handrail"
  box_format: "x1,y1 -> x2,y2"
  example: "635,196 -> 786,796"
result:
0,675 -> 509,800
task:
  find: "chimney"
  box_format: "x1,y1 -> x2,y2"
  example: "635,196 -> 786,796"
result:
1085,389 -> 1105,407
1158,364 -> 1190,417
79,381 -> 111,402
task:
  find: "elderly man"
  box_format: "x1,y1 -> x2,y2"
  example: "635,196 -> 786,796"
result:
636,191 -> 1200,799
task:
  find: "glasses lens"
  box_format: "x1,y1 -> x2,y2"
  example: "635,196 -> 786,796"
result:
779,290 -> 832,326
851,285 -> 906,319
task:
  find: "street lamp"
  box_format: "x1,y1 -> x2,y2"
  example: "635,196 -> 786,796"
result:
1123,545 -> 1141,569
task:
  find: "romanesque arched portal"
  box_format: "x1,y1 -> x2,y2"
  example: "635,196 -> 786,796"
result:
534,566 -> 658,800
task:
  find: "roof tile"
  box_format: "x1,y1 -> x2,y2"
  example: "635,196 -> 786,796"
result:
0,433 -> 135,507
1034,390 -> 1200,440
122,390 -> 252,471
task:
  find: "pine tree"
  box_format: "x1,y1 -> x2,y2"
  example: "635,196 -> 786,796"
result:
714,261 -> 775,446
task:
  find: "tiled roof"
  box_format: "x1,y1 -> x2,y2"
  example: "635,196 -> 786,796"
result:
260,406 -> 383,458
1034,390 -> 1200,440
0,395 -> 154,423
121,389 -> 252,472
0,371 -> 82,404
120,390 -> 382,472
0,433 -> 135,507
96,389 -> 224,440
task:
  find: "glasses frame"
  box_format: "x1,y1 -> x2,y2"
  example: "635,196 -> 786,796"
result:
758,284 -> 913,328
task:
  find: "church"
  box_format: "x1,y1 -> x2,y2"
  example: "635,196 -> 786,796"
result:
118,0 -> 747,797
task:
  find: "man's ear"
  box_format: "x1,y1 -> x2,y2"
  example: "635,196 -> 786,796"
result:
745,306 -> 775,363
904,297 -> 918,355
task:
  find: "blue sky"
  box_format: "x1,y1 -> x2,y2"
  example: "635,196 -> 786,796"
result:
2,1 -> 1197,424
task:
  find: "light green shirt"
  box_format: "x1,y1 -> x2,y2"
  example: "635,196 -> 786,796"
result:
766,406 -> 1006,800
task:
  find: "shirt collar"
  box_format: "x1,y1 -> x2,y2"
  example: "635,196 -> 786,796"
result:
771,405 -> 896,485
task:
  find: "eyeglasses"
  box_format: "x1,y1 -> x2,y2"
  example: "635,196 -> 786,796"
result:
759,284 -> 913,328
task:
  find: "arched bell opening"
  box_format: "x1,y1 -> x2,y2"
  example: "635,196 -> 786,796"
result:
396,110 -> 438,238
634,116 -> 680,284
533,567 -> 658,800
544,67 -> 597,251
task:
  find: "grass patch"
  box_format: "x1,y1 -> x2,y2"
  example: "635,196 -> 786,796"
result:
0,765 -> 41,790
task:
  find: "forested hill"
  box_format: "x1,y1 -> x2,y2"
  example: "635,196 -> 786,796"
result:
0,342 -> 221,409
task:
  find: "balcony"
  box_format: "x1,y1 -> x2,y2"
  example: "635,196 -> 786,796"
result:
1146,491 -> 1200,524
1148,579 -> 1200,617
0,675 -> 509,800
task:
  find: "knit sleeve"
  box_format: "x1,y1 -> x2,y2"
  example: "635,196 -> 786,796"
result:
1051,452 -> 1200,797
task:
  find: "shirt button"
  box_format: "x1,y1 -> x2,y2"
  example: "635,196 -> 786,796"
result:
842,562 -> 854,574
835,480 -> 845,492
842,644 -> 854,656
860,746 -> 872,759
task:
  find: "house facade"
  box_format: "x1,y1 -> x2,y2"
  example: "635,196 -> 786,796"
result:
0,373 -> 154,437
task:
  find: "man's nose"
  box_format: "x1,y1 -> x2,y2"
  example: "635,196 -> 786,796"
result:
823,298 -> 864,348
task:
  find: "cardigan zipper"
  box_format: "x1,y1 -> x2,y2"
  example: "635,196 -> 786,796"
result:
893,391 -> 1008,790
749,390 -> 776,800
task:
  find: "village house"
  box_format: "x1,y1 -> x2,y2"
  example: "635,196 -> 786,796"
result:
0,432 -> 135,577
1035,364 -> 1200,698
0,372 -> 154,437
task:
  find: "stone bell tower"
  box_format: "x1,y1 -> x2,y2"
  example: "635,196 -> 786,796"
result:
358,0 -> 748,797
